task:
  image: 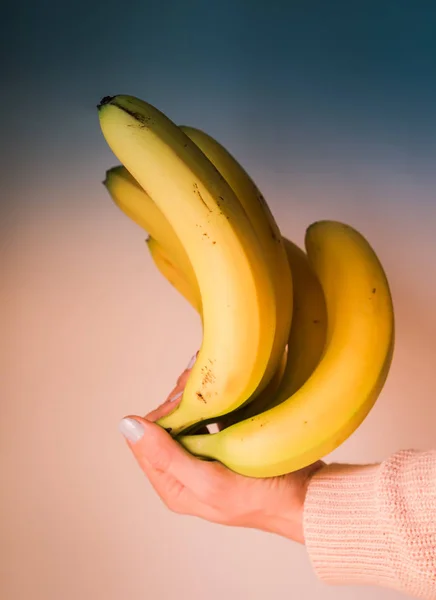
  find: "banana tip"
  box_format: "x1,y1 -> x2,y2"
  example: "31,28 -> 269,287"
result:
97,95 -> 115,110
102,165 -> 121,187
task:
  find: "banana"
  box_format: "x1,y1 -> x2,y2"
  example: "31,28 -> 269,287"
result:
103,163 -> 322,424
267,238 -> 327,407
104,160 -> 288,421
178,221 -> 395,477
222,237 -> 327,425
98,95 -> 277,435
104,165 -> 200,302
146,236 -> 201,313
219,345 -> 288,428
106,127 -> 293,407
179,126 -> 293,397
108,147 -> 291,425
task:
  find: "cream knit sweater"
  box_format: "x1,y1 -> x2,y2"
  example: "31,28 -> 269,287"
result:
304,450 -> 436,599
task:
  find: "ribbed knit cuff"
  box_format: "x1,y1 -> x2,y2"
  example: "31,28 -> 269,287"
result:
303,462 -> 397,587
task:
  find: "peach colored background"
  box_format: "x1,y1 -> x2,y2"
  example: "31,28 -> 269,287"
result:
2,176 -> 435,600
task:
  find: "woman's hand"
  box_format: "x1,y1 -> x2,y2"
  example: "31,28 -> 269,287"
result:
119,355 -> 324,544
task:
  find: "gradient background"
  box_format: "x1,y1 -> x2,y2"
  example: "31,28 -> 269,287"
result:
2,1 -> 436,599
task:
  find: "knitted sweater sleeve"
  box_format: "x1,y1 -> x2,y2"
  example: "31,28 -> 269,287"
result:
303,450 -> 436,599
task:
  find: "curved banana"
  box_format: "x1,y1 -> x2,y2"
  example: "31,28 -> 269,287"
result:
223,237 -> 327,425
104,165 -> 200,302
178,221 -> 395,477
179,126 -> 293,397
98,95 -> 277,435
146,237 -> 201,313
219,346 -> 288,428
104,161 -> 288,421
268,238 -> 327,406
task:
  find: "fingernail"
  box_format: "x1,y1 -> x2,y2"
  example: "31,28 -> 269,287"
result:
119,417 -> 145,443
186,353 -> 197,370
169,390 -> 183,403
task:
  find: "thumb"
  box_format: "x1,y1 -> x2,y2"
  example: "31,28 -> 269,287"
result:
119,416 -> 211,492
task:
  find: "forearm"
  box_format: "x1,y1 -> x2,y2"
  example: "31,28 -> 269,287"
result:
303,450 -> 436,599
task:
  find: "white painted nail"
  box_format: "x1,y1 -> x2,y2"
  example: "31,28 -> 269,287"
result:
169,390 -> 183,403
119,417 -> 145,443
206,423 -> 220,434
186,354 -> 197,370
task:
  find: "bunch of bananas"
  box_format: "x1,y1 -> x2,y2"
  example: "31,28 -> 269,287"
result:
98,95 -> 395,478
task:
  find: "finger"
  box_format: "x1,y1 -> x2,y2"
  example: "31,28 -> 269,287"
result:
144,352 -> 198,422
145,394 -> 210,435
138,453 -> 206,515
119,416 -> 226,500
176,351 -> 198,385
126,423 -> 216,518
137,452 -> 225,523
206,423 -> 221,433
145,388 -> 184,422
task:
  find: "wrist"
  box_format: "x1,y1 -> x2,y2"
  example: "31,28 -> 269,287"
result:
258,461 -> 325,544
263,502 -> 306,544
275,473 -> 311,544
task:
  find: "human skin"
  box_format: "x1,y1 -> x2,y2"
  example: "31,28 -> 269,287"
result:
119,356 -> 324,544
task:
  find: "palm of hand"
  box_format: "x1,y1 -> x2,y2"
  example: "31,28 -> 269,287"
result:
123,360 -> 324,544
